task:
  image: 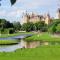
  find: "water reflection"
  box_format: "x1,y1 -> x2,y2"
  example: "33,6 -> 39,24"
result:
0,34 -> 32,52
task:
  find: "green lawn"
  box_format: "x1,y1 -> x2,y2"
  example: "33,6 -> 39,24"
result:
25,32 -> 60,41
0,46 -> 60,60
0,40 -> 18,44
0,32 -> 33,38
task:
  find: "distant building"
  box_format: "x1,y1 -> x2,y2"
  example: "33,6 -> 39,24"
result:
44,13 -> 51,25
21,12 -> 30,24
56,8 -> 60,19
21,12 -> 51,25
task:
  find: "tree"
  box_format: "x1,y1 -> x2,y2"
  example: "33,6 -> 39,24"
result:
21,22 -> 34,32
48,20 -> 60,33
48,25 -> 56,33
5,21 -> 13,28
0,0 -> 16,6
34,22 -> 47,31
56,24 -> 60,33
13,22 -> 21,31
10,0 -> 16,5
0,19 -> 13,29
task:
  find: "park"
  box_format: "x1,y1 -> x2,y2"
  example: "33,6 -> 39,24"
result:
0,0 -> 60,60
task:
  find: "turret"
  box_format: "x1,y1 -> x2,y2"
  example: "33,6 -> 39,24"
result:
56,8 -> 60,19
45,13 -> 51,25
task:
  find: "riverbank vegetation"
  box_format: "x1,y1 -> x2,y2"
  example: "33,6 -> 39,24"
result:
0,40 -> 18,44
0,46 -> 60,60
0,32 -> 33,38
25,32 -> 60,41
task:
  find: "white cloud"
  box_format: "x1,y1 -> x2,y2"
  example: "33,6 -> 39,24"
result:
7,9 -> 25,17
0,0 -> 57,22
17,0 -> 56,9
0,10 -> 6,16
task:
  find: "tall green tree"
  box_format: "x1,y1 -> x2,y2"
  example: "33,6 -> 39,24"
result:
13,22 -> 21,31
0,19 -> 13,29
0,0 -> 16,6
21,22 -> 34,32
34,22 -> 46,31
56,24 -> 60,33
10,0 -> 16,5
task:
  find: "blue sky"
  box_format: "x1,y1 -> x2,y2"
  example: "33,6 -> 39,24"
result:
0,0 -> 59,22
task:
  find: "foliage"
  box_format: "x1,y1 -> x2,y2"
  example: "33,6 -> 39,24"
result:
21,22 -> 47,32
48,19 -> 60,33
33,22 -> 48,32
21,22 -> 34,32
0,0 -> 16,6
48,24 -> 56,33
9,28 -> 15,34
25,32 -> 60,41
13,22 -> 21,31
10,0 -> 16,5
56,24 -> 60,33
0,19 -> 13,29
0,29 -> 9,34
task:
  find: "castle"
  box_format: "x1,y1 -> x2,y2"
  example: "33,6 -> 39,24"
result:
56,8 -> 60,19
21,8 -> 60,25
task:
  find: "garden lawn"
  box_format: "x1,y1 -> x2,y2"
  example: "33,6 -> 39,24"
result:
0,32 -> 33,38
25,32 -> 60,41
0,46 -> 60,60
0,40 -> 18,44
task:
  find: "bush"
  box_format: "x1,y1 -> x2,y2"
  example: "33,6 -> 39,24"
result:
1,29 -> 9,34
0,28 -> 15,34
9,28 -> 15,34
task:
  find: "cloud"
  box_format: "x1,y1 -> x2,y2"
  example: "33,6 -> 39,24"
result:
0,0 -> 57,22
17,0 -> 56,9
0,10 -> 6,16
7,9 -> 25,17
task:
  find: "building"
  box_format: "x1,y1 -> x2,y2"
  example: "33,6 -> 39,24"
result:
56,8 -> 60,19
21,12 -> 30,24
44,13 -> 51,25
21,12 -> 51,25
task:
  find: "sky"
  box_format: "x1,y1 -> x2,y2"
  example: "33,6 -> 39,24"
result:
0,0 -> 59,22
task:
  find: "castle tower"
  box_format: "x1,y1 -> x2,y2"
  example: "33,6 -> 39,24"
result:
29,12 -> 40,23
45,13 -> 51,25
22,12 -> 30,24
56,8 -> 60,19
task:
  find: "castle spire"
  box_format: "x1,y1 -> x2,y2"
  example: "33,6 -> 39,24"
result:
45,13 -> 51,25
56,8 -> 60,19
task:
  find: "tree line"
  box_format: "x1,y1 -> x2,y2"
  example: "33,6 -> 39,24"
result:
0,19 -> 60,34
0,19 -> 48,33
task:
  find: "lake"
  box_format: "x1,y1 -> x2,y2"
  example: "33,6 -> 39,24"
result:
0,34 -> 32,52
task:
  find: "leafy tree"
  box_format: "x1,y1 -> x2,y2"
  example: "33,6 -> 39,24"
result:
48,24 -> 56,33
0,0 -> 16,6
0,19 -> 13,29
21,22 -> 34,32
5,21 -> 13,28
13,22 -> 21,31
10,0 -> 16,5
34,22 -> 47,31
48,20 -> 60,33
56,24 -> 60,33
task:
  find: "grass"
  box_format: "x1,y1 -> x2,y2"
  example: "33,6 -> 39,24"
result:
0,40 -> 18,44
0,32 -> 33,44
25,32 -> 60,41
0,46 -> 60,60
0,32 -> 33,38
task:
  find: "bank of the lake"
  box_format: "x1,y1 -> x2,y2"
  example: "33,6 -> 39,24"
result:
25,32 -> 60,41
0,40 -> 18,44
0,32 -> 33,38
0,46 -> 60,60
